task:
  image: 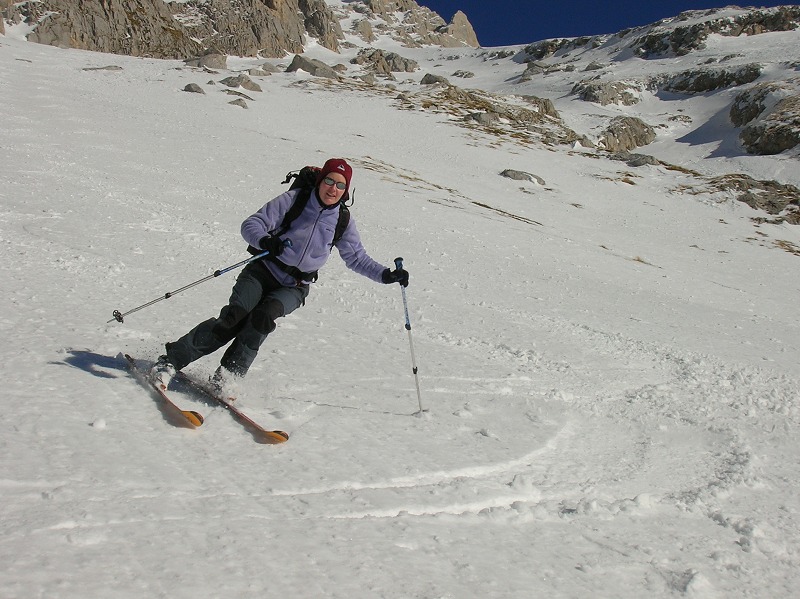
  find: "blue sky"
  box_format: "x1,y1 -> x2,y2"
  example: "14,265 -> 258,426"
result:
415,1 -> 791,47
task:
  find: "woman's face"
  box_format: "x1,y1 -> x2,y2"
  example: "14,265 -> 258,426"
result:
318,172 -> 347,206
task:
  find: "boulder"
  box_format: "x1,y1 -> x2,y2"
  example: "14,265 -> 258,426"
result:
220,74 -> 262,92
421,73 -> 450,86
500,170 -> 546,185
600,117 -> 656,152
286,55 -> 341,80
183,83 -> 205,94
184,54 -> 228,70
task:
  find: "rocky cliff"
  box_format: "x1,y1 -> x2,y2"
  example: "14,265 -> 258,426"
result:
2,0 -> 479,59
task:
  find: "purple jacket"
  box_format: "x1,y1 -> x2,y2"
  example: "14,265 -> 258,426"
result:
241,188 -> 388,286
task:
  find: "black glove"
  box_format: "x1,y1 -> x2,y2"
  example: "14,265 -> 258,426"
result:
382,267 -> 409,287
259,235 -> 285,257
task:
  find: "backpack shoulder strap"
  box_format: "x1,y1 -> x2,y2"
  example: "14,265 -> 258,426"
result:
274,186 -> 313,237
332,204 -> 350,248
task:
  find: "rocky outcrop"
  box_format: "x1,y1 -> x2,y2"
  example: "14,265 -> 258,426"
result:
519,61 -> 577,82
709,174 -> 800,223
740,95 -> 800,155
572,63 -> 764,108
523,39 -> 575,61
350,48 -> 419,77
631,6 -> 800,58
731,82 -> 800,154
572,81 -> 644,106
352,19 -> 377,43
299,0 -> 344,52
608,152 -> 661,167
394,82 -> 578,146
24,0 -> 201,58
523,6 -> 800,61
359,0 -> 479,48
663,63 -> 762,94
599,117 -> 656,152
731,83 -> 775,127
438,10 -> 479,48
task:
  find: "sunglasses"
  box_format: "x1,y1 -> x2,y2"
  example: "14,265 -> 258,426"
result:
322,177 -> 347,190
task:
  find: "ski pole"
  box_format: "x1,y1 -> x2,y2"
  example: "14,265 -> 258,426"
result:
108,241 -> 291,324
394,257 -> 425,414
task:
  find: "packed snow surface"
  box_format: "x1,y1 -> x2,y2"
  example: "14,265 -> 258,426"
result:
2,18 -> 800,599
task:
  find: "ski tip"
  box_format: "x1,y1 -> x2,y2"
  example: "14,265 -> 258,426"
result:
182,410 -> 205,427
262,430 -> 289,444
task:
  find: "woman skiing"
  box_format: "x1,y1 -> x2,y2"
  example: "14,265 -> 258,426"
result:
151,158 -> 409,390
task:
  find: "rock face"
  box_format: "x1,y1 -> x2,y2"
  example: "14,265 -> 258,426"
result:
740,95 -> 800,155
170,0 -> 310,58
0,0 -> 14,35
440,10 -> 479,48
300,0 -> 344,52
664,64 -> 763,94
731,82 -> 800,155
23,0 -> 201,58
15,0 -> 479,58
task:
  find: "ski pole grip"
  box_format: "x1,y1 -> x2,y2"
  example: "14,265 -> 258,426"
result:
394,257 -> 403,271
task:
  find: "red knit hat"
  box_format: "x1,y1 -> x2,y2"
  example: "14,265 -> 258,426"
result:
316,158 -> 353,194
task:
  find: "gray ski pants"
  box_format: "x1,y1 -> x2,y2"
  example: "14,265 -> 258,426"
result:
164,260 -> 309,376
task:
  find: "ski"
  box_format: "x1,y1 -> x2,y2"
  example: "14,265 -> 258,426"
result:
177,372 -> 289,444
124,354 -> 205,428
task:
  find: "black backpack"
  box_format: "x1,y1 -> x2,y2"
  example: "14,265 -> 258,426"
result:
276,166 -> 351,248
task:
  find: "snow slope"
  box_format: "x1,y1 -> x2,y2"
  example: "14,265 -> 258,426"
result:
2,17 -> 800,599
